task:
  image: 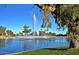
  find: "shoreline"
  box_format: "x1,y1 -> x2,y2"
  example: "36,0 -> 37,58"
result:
13,48 -> 79,55
0,36 -> 67,39
0,36 -> 15,39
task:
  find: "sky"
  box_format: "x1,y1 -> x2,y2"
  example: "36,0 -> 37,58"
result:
0,4 -> 67,34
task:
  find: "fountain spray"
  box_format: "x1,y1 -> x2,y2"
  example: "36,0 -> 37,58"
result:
33,12 -> 36,36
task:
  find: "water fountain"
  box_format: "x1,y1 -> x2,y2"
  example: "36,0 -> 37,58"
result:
33,12 -> 36,36
32,12 -> 47,39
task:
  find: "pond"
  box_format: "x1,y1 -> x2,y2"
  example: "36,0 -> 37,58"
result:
0,37 -> 70,55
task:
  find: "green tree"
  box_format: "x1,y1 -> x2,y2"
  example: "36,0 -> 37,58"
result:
52,33 -> 56,36
53,5 -> 79,48
39,30 -> 45,36
6,30 -> 15,36
23,25 -> 31,36
18,32 -> 23,36
49,32 -> 56,36
0,26 -> 6,36
36,4 -> 79,48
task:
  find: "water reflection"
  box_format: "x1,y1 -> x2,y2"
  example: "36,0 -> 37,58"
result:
0,38 -> 69,54
23,39 -> 32,50
5,39 -> 13,45
0,39 -> 5,48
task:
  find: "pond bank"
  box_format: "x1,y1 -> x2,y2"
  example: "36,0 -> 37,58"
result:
14,48 -> 79,55
0,36 -> 15,39
0,36 -> 67,39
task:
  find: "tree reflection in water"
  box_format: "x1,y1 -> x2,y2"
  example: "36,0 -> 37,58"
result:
5,39 -> 13,45
0,39 -> 5,48
23,39 -> 32,50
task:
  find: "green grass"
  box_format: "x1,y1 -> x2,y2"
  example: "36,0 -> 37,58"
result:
14,48 -> 79,55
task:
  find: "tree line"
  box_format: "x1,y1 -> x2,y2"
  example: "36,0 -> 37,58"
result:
0,25 -> 60,36
0,26 -> 15,36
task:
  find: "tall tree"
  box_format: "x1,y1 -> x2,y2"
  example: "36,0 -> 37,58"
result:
0,26 -> 6,36
22,25 -> 31,36
6,30 -> 15,36
36,4 -> 79,48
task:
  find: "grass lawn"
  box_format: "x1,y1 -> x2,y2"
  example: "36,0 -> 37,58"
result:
14,48 -> 79,55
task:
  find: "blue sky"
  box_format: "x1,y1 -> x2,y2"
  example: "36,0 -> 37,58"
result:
0,4 -> 67,34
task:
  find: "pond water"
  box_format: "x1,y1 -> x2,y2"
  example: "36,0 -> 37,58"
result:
0,38 -> 70,55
